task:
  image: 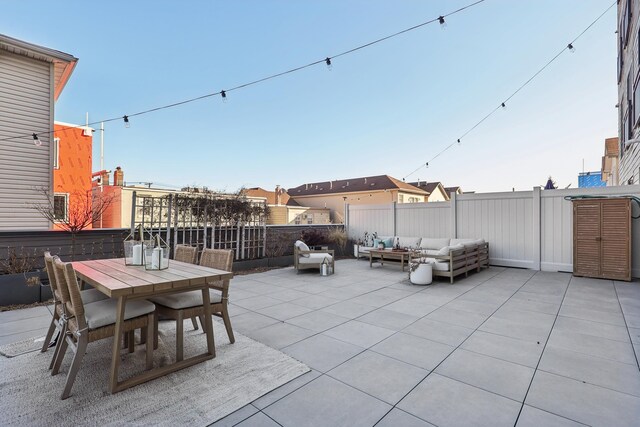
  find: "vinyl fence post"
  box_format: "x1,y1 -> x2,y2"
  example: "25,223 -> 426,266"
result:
450,192 -> 457,239
533,187 -> 541,270
392,202 -> 397,237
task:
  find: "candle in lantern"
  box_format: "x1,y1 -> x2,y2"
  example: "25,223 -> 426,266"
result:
152,247 -> 162,269
132,243 -> 142,264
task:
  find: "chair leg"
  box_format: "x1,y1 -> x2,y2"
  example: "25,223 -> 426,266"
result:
145,314 -> 154,370
176,312 -> 184,362
198,315 -> 205,333
41,311 -> 59,352
49,324 -> 66,371
61,338 -> 87,400
127,330 -> 135,353
140,327 -> 147,344
153,313 -> 159,350
190,317 -> 199,330
52,334 -> 69,376
221,305 -> 235,344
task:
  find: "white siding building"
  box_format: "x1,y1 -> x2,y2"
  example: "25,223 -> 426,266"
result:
0,34 -> 77,230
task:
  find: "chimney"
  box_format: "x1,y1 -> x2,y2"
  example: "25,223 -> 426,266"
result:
330,181 -> 333,190
101,170 -> 110,186
114,166 -> 124,186
275,185 -> 281,205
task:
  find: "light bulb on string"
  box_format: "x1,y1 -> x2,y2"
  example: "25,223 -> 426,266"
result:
438,16 -> 447,29
221,90 -> 227,103
567,43 -> 575,53
325,57 -> 332,71
32,133 -> 42,146
123,115 -> 130,128
457,139 -> 461,145
501,102 -> 506,109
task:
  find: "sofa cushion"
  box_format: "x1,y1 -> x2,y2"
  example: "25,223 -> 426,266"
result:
397,236 -> 422,248
419,238 -> 450,250
298,253 -> 333,264
450,238 -> 484,248
425,257 -> 450,271
448,243 -> 465,252
84,298 -> 155,330
383,238 -> 394,248
151,289 -> 222,310
295,240 -> 310,257
373,238 -> 382,248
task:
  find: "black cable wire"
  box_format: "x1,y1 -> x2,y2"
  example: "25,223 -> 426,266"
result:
0,0 -> 487,143
402,0 -> 616,181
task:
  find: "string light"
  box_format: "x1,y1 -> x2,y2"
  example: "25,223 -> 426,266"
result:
457,139 -> 461,145
32,133 -> 41,146
221,90 -> 227,102
1,0 -> 488,144
567,43 -> 575,53
123,115 -> 130,128
402,1 -> 615,181
438,16 -> 447,29
325,57 -> 332,70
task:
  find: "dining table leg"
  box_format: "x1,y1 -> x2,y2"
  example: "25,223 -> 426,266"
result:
109,296 -> 126,393
201,286 -> 215,357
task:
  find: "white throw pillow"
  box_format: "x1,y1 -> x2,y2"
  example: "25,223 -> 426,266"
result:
295,240 -> 311,257
397,236 -> 422,248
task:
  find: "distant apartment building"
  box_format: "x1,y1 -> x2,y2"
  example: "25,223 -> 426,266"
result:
602,137 -> 619,186
618,0 -> 640,184
578,171 -> 606,188
288,175 -> 429,223
0,34 -> 77,229
244,186 -> 330,225
52,122 -> 93,229
407,181 -> 451,202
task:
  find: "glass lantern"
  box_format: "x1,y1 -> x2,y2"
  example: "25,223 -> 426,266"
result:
124,224 -> 153,266
144,234 -> 170,270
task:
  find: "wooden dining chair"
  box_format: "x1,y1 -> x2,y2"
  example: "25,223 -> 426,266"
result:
51,258 -> 156,399
41,252 -> 108,358
151,248 -> 235,362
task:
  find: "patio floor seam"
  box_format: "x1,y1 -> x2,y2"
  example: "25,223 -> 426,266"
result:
613,281 -> 640,370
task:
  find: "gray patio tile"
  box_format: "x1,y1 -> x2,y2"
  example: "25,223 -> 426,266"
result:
492,306 -> 556,327
435,348 -> 535,402
348,290 -> 412,309
501,296 -> 560,315
286,310 -> 350,332
263,375 -> 391,427
297,283 -> 334,295
244,322 -> 315,350
562,296 -> 623,314
230,312 -> 280,335
630,327 -> 640,344
383,298 -> 440,318
526,371 -> 640,427
425,306 -> 488,329
553,315 -> 631,343
356,308 -> 419,331
0,330 -> 48,346
289,294 -> 341,310
375,409 -> 436,427
512,289 -> 565,305
0,305 -> 51,322
445,298 -> 498,316
461,330 -> 543,368
371,332 -> 454,370
539,345 -> 640,397
624,312 -> 640,329
328,350 -> 428,405
233,295 -> 285,311
229,288 -> 260,301
0,315 -> 52,337
234,412 -> 280,427
282,334 -> 363,373
515,405 -> 586,427
210,404 -> 259,427
256,302 -> 314,321
398,373 -> 521,427
558,304 -> 626,326
479,316 -> 552,343
402,318 -> 475,347
320,300 -> 376,319
252,370 -> 322,409
547,329 -> 637,365
323,320 -> 395,349
269,288 -> 312,302
234,280 -> 284,295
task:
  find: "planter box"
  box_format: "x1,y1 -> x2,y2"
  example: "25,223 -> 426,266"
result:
0,271 -> 44,306
232,255 -> 294,272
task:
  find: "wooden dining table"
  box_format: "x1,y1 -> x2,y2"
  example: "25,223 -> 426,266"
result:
72,257 -> 233,394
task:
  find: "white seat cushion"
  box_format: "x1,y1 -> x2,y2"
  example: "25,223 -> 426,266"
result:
298,253 -> 333,264
396,236 -> 422,248
80,288 -> 108,304
84,299 -> 155,330
295,240 -> 311,257
358,246 -> 372,254
425,258 -> 450,271
150,289 -> 222,310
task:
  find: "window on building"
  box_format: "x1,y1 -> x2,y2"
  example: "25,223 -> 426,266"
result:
294,215 -> 301,225
398,194 -> 404,203
622,0 -> 631,47
307,213 -> 313,224
408,197 -> 420,203
53,138 -> 60,169
53,194 -> 68,221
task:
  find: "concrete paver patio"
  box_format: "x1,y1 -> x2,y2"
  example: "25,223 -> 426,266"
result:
2,259 -> 639,426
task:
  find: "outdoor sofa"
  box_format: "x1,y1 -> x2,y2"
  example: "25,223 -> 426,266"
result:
356,236 -> 489,283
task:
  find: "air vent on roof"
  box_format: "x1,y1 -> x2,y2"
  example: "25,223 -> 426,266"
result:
346,181 -> 349,186
371,183 -> 375,186
364,178 -> 367,184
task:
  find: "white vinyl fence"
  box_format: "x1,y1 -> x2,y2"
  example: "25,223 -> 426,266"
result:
346,185 -> 640,277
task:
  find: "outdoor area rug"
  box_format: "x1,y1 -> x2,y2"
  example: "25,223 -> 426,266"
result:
0,321 -> 309,426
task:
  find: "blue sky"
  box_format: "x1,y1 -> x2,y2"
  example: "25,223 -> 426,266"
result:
2,0 -> 617,193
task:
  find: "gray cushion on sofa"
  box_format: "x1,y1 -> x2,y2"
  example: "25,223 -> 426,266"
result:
84,299 -> 155,330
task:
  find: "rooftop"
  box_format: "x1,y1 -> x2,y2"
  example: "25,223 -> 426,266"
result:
289,175 -> 430,197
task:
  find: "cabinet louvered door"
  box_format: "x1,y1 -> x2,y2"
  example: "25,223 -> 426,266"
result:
573,201 -> 601,278
600,199 -> 631,281
573,198 -> 632,281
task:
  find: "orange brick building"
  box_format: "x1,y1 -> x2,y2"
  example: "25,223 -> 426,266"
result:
52,122 -> 93,229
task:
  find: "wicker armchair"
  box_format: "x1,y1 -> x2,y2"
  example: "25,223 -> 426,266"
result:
51,258 -> 155,399
293,240 -> 335,273
174,244 -> 198,264
151,248 -> 235,361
